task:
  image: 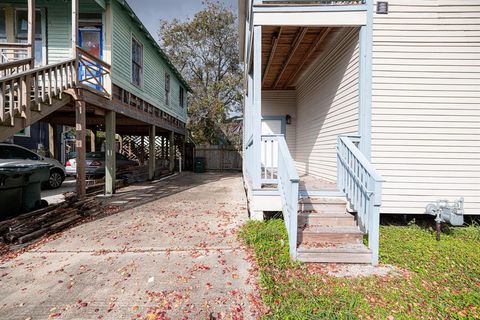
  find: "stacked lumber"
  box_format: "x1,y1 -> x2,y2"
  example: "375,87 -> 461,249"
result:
0,165 -> 172,246
0,196 -> 99,245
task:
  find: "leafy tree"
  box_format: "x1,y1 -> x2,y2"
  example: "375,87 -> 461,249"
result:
159,1 -> 243,146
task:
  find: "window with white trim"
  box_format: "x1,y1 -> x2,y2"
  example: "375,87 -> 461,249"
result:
131,37 -> 143,86
179,86 -> 185,108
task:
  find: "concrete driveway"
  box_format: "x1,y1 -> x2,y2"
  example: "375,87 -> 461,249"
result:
0,172 -> 260,319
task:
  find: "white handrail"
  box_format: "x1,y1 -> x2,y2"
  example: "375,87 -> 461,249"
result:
337,136 -> 384,265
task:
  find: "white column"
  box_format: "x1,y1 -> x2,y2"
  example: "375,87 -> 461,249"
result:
27,0 -> 35,67
72,0 -> 78,57
252,25 -> 262,189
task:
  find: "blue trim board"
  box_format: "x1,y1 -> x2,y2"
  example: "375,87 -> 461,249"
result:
358,0 -> 373,160
261,115 -> 286,135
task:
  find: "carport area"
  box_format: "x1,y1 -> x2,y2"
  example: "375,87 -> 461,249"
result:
0,172 -> 260,318
44,88 -> 187,199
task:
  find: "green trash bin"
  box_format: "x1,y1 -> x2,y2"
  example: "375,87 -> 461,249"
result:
193,157 -> 206,173
0,161 -> 51,218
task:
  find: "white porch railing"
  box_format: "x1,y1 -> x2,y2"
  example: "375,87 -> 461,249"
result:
262,134 -> 300,259
337,136 -> 384,265
261,135 -> 279,184
0,43 -> 30,64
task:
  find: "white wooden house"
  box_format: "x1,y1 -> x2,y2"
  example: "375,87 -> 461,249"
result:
239,0 -> 480,265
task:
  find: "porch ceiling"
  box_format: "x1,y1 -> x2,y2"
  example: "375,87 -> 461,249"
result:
261,26 -> 344,90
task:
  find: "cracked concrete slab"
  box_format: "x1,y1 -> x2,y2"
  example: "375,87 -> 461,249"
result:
0,172 -> 260,319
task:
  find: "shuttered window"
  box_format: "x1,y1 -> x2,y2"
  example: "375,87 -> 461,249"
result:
179,87 -> 185,108
131,37 -> 143,86
165,73 -> 170,106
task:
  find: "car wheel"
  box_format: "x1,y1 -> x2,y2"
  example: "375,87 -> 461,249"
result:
48,170 -> 64,189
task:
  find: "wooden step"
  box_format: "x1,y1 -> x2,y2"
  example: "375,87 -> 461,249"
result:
298,226 -> 364,244
297,243 -> 372,264
298,213 -> 356,227
299,196 -> 346,205
298,196 -> 347,214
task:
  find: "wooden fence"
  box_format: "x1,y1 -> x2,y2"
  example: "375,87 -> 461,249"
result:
195,145 -> 242,171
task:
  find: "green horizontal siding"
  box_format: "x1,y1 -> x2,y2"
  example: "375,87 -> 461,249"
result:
111,0 -> 187,122
2,0 -> 187,122
2,0 -> 103,63
46,4 -> 71,63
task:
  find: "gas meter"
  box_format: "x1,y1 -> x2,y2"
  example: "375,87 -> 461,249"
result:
425,198 -> 464,240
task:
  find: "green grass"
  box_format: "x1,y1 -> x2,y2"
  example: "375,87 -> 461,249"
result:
239,220 -> 480,319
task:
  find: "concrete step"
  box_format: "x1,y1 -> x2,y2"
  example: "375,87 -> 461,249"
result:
298,213 -> 356,227
298,226 -> 364,244
297,243 -> 372,264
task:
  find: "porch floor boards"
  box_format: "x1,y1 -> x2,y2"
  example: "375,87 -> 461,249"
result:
299,174 -> 338,192
260,173 -> 338,192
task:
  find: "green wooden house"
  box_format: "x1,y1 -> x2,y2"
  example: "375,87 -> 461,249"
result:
0,0 -> 191,197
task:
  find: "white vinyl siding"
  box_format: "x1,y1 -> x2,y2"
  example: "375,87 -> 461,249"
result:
261,91 -> 296,153
295,28 -> 360,182
371,0 -> 480,215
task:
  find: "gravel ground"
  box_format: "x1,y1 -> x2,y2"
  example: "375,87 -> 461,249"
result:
0,172 -> 262,319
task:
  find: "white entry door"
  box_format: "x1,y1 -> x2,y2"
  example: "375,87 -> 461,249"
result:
262,119 -> 283,136
261,119 -> 284,170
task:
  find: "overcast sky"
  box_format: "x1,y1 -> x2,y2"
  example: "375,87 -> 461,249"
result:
127,0 -> 238,41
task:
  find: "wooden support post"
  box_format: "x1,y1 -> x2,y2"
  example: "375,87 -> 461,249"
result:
105,111 -> 116,195
140,135 -> 145,165
148,125 -> 156,180
181,136 -> 186,172
49,124 -> 59,159
28,0 -> 36,67
75,100 -> 86,199
161,136 -> 165,160
169,131 -> 175,172
90,130 -> 96,152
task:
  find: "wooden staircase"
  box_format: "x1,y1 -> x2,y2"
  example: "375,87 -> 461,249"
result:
296,196 -> 372,264
0,46 -> 111,141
